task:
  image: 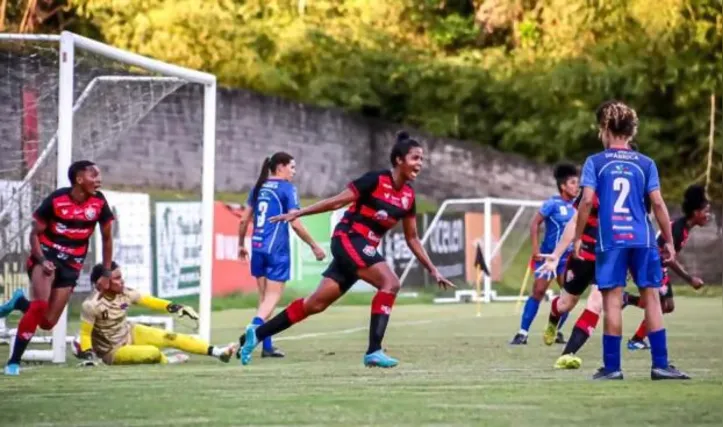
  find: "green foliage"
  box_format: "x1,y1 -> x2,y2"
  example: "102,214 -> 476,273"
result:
15,0 -> 723,199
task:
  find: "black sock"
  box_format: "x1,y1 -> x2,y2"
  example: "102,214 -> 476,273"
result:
15,296 -> 30,313
548,312 -> 560,328
367,313 -> 391,354
206,346 -> 214,356
238,334 -> 246,347
562,326 -> 590,356
254,310 -> 293,341
8,337 -> 31,365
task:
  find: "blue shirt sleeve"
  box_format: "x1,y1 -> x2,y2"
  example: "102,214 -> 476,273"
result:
580,157 -> 597,190
284,184 -> 300,212
646,160 -> 661,194
539,199 -> 555,218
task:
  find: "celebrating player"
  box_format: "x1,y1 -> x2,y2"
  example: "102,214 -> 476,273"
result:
0,160 -> 115,376
509,163 -> 579,345
74,262 -> 235,365
237,152 -> 325,358
575,100 -> 688,380
624,184 -> 710,350
237,131 -> 455,368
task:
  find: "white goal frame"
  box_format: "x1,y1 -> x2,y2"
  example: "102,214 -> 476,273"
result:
399,197 -> 542,303
0,31 -> 216,363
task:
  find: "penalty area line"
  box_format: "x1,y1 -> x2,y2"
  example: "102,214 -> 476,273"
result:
274,319 -> 435,342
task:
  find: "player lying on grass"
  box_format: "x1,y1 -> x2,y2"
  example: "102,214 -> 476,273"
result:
623,184 -> 710,350
237,131 -> 455,368
75,262 -> 235,365
510,163 -> 579,345
576,100 -> 687,380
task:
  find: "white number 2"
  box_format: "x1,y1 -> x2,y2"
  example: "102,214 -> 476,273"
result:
256,201 -> 269,227
613,177 -> 630,213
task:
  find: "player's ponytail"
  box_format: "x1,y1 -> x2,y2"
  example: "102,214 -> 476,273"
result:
251,157 -> 271,207
390,131 -> 421,167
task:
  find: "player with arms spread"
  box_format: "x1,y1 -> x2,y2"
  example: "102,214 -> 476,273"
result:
75,262 -> 235,365
624,184 -> 710,350
237,132 -> 455,368
0,161 -> 115,376
575,100 -> 688,380
510,163 -> 579,345
237,152 -> 325,358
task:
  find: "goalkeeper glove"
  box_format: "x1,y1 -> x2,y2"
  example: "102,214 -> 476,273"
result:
167,303 -> 199,321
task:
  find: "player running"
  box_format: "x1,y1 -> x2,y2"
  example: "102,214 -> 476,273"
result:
237,131 -> 455,368
0,160 -> 115,376
624,184 -> 710,350
575,100 -> 688,380
509,163 -> 579,345
237,152 -> 325,358
73,262 -> 235,366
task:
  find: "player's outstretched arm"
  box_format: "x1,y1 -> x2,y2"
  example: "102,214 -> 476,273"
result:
537,211 -> 579,276
649,190 -> 675,262
402,216 -> 455,290
270,189 -> 357,223
136,294 -> 199,320
290,215 -> 326,260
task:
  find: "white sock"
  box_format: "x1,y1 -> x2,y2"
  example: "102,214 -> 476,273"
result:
518,329 -> 529,336
211,346 -> 225,357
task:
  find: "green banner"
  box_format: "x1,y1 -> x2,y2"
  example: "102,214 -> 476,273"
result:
289,212 -> 332,291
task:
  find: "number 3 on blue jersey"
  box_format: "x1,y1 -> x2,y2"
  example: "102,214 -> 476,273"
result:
256,201 -> 269,227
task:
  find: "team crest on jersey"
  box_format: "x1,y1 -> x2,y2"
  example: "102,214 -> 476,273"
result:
84,206 -> 97,220
566,269 -> 575,282
374,210 -> 389,221
401,196 -> 410,210
363,245 -> 376,257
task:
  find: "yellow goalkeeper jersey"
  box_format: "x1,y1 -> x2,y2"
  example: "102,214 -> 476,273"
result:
80,288 -> 141,358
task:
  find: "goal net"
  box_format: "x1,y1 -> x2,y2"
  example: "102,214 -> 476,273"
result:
0,32 -> 216,363
399,197 -> 544,305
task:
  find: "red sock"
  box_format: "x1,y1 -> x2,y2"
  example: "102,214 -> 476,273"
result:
550,297 -> 561,318
16,300 -> 48,340
371,291 -> 396,315
633,320 -> 647,340
286,298 -> 308,324
574,309 -> 600,336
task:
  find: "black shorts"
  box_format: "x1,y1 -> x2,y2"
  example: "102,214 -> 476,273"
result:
322,232 -> 384,293
26,246 -> 81,289
659,271 -> 674,299
563,257 -> 596,296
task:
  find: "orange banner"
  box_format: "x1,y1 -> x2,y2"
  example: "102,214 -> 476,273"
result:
464,212 -> 502,283
212,202 -> 256,296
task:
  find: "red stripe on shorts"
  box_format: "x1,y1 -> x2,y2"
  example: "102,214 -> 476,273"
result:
338,233 -> 366,268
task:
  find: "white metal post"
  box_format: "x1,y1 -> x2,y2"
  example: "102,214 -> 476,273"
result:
52,31 -> 75,363
199,82 -> 217,343
483,198 -> 492,303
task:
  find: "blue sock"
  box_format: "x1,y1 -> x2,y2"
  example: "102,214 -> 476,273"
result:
602,334 -> 622,372
520,298 -> 541,332
558,311 -> 569,330
648,329 -> 669,369
251,316 -> 274,351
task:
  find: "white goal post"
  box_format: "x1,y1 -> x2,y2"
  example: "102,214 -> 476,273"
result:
399,197 -> 543,303
0,31 -> 216,363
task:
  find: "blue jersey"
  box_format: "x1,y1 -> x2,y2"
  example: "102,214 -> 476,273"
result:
538,195 -> 576,254
581,148 -> 660,252
246,179 -> 300,254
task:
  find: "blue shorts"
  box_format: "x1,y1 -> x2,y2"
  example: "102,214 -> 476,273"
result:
596,247 -> 662,290
250,251 -> 290,282
533,251 -> 570,280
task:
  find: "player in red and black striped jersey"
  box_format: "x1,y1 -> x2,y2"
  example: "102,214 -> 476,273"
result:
1,160 -> 115,375
623,184 -> 710,350
237,132 -> 455,368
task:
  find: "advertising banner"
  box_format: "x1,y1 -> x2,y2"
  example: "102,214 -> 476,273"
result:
0,180 -> 32,301
381,215 -> 427,288
154,201 -> 202,298
213,202 -> 256,295
426,212 -> 466,282
290,212 -> 332,292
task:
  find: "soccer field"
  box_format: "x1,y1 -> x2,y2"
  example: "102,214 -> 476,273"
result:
1,298 -> 721,426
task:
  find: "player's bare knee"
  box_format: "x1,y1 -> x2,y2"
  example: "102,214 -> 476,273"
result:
531,284 -> 546,301
304,296 -> 330,315
380,275 -> 401,294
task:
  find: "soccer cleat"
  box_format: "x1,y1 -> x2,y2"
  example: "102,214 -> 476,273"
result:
543,323 -> 557,346
509,333 -> 528,345
651,365 -> 691,380
3,363 -> 20,376
555,331 -> 566,344
554,354 -> 582,370
166,353 -> 190,364
239,324 -> 258,366
363,350 -> 398,368
261,346 -> 285,358
627,338 -> 650,351
218,344 -> 237,363
592,367 -> 624,380
0,289 -> 25,318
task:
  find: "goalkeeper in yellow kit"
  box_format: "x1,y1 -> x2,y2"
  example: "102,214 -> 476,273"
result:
76,262 -> 235,365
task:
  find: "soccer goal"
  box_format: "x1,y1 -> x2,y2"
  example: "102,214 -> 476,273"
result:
399,197 -> 543,305
0,32 -> 216,363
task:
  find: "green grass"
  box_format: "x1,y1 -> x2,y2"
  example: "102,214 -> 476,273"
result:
1,298 -> 721,426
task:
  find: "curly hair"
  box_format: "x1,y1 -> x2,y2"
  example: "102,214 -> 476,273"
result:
596,100 -> 639,139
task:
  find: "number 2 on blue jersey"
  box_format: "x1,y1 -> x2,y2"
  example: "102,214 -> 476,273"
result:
613,177 -> 630,213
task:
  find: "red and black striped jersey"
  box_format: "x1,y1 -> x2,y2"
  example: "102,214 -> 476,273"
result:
573,190 -> 599,261
33,188 -> 114,264
336,170 -> 416,246
657,217 -> 690,260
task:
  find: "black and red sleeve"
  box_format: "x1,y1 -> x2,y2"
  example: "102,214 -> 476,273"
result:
32,194 -> 55,226
347,171 -> 379,199
97,192 -> 115,226
572,190 -> 583,210
407,194 -> 417,218
672,218 -> 686,252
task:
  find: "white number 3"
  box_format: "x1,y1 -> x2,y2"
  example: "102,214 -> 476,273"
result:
613,177 -> 630,213
256,201 -> 269,227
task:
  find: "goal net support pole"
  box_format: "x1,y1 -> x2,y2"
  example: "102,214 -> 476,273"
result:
0,31 -> 216,363
399,197 -> 542,303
